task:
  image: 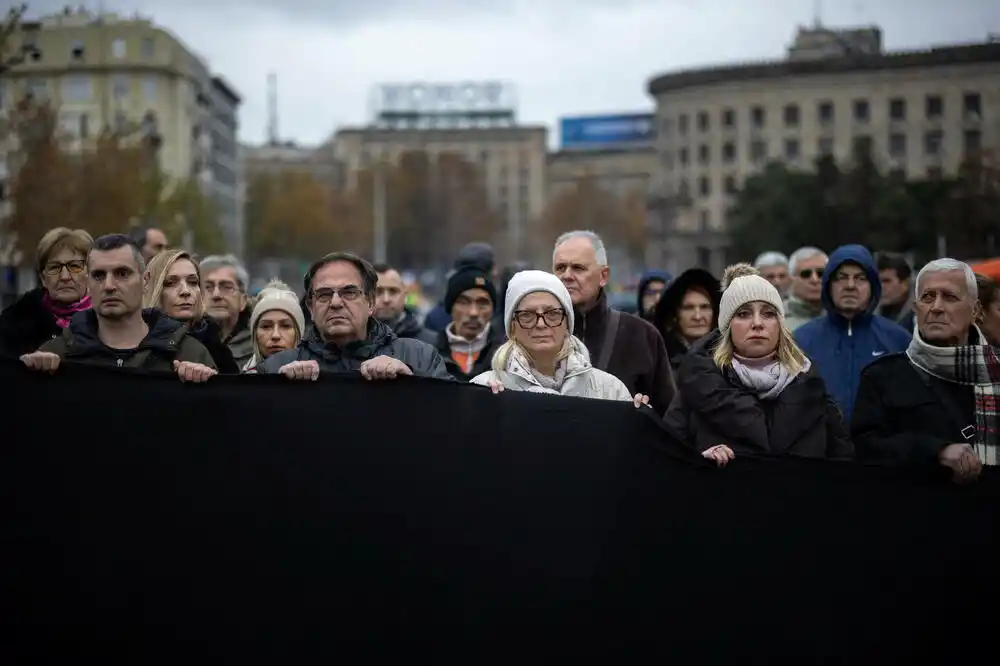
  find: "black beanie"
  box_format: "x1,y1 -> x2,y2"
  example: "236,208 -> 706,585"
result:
445,267 -> 497,314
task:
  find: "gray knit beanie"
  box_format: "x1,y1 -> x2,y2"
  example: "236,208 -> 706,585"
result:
717,264 -> 785,332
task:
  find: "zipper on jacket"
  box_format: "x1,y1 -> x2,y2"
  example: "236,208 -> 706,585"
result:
847,321 -> 852,337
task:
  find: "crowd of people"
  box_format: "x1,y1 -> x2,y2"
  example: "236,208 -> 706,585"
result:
2,224 -> 998,484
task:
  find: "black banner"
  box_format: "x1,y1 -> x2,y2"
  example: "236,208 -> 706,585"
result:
1,361 -> 997,662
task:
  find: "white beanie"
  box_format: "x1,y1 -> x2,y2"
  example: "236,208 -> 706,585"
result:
250,279 -> 306,342
717,264 -> 785,332
503,270 -> 575,334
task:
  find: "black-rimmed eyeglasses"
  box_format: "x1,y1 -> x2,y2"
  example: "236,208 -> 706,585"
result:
514,309 -> 566,328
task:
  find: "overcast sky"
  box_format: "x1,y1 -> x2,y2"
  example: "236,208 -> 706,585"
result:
30,0 -> 1000,146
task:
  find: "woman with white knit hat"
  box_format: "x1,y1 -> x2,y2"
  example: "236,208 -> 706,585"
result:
663,263 -> 852,465
471,270 -> 648,405
242,279 -> 306,373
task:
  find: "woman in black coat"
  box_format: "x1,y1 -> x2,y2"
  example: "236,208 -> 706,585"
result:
652,268 -> 721,372
142,249 -> 239,373
663,264 -> 852,464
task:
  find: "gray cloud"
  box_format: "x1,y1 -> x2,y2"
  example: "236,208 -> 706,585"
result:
16,0 -> 1000,146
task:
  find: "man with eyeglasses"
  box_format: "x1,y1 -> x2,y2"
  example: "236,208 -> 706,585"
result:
200,254 -> 255,368
795,244 -> 910,420
783,246 -> 828,331
257,252 -> 452,381
429,266 -> 504,382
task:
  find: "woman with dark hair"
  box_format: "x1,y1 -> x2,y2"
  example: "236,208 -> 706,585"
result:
975,273 -> 1000,346
652,268 -> 722,371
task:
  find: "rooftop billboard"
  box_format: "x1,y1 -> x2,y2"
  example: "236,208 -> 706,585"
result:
559,113 -> 655,150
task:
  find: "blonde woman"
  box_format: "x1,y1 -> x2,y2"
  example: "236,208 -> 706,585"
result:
242,279 -> 305,373
664,263 -> 852,465
143,249 -> 239,373
0,228 -> 93,357
471,270 -> 648,406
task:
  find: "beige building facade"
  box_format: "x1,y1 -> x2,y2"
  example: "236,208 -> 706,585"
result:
647,27 -> 1000,276
241,140 -> 340,185
546,147 -> 657,203
331,126 -> 548,259
0,8 -> 243,255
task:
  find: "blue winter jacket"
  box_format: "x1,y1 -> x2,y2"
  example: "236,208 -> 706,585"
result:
794,244 -> 911,421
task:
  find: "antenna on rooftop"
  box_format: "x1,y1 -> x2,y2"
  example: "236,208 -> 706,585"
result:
267,73 -> 279,145
813,0 -> 823,27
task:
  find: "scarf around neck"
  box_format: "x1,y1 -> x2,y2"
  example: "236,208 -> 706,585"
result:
730,352 -> 809,400
42,292 -> 92,329
906,327 -> 1000,464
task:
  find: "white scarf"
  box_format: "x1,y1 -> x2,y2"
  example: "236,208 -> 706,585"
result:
730,355 -> 809,400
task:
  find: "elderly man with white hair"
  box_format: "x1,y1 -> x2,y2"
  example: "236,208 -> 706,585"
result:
852,258 -> 997,484
552,230 -> 676,415
784,246 -> 828,331
753,251 -> 791,297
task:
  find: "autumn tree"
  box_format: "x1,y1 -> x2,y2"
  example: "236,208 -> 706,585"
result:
3,98 -> 224,261
245,169 -> 352,262
539,177 -> 634,264
348,151 -> 502,270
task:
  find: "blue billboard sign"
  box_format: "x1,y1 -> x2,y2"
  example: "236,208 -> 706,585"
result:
559,113 -> 655,150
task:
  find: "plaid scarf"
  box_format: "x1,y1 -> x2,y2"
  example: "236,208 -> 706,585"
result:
906,327 -> 1000,465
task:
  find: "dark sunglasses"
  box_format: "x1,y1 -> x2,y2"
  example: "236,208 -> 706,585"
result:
798,268 -> 824,279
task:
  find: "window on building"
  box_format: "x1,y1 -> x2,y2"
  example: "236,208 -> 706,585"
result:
783,104 -> 800,128
698,211 -> 711,233
678,114 -> 688,135
62,76 -> 93,102
751,106 -> 765,129
924,130 -> 944,156
889,98 -> 906,122
69,40 -> 85,62
79,112 -> 90,139
679,147 -> 688,167
724,175 -> 737,195
784,138 -> 800,160
963,92 -> 981,118
853,99 -> 870,123
111,38 -> 126,59
853,135 -> 873,159
964,130 -> 982,156
141,76 -> 157,101
722,141 -> 735,163
817,101 -> 834,125
25,78 -> 49,100
697,111 -> 709,132
750,139 -> 767,162
818,137 -> 834,155
925,95 -> 943,120
698,176 -> 710,197
140,37 -> 154,58
112,75 -> 129,99
721,108 -> 735,129
888,133 -> 907,158
698,144 -> 709,165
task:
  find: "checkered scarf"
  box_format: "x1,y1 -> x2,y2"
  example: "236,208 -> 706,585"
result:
906,327 -> 1000,465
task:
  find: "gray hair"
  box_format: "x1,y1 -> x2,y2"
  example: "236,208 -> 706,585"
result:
200,254 -> 249,292
915,258 -> 977,300
553,230 -> 608,266
754,251 -> 789,270
789,246 -> 827,275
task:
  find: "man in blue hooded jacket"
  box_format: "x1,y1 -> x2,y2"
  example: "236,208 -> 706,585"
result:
794,244 -> 911,421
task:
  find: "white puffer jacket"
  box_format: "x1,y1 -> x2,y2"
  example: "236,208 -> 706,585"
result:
471,336 -> 632,402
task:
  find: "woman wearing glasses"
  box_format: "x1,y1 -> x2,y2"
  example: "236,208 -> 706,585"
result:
142,249 -> 240,373
0,227 -> 93,358
471,270 -> 646,405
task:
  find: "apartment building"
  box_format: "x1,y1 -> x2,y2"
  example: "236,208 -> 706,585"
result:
209,76 -> 243,258
241,140 -> 340,185
646,26 -> 1000,276
0,8 -> 243,251
331,125 -> 548,261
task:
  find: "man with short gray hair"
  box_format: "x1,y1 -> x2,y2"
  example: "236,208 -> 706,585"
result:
753,251 -> 791,297
784,246 -> 828,331
552,230 -> 675,415
853,258 -> 996,483
201,254 -> 254,368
